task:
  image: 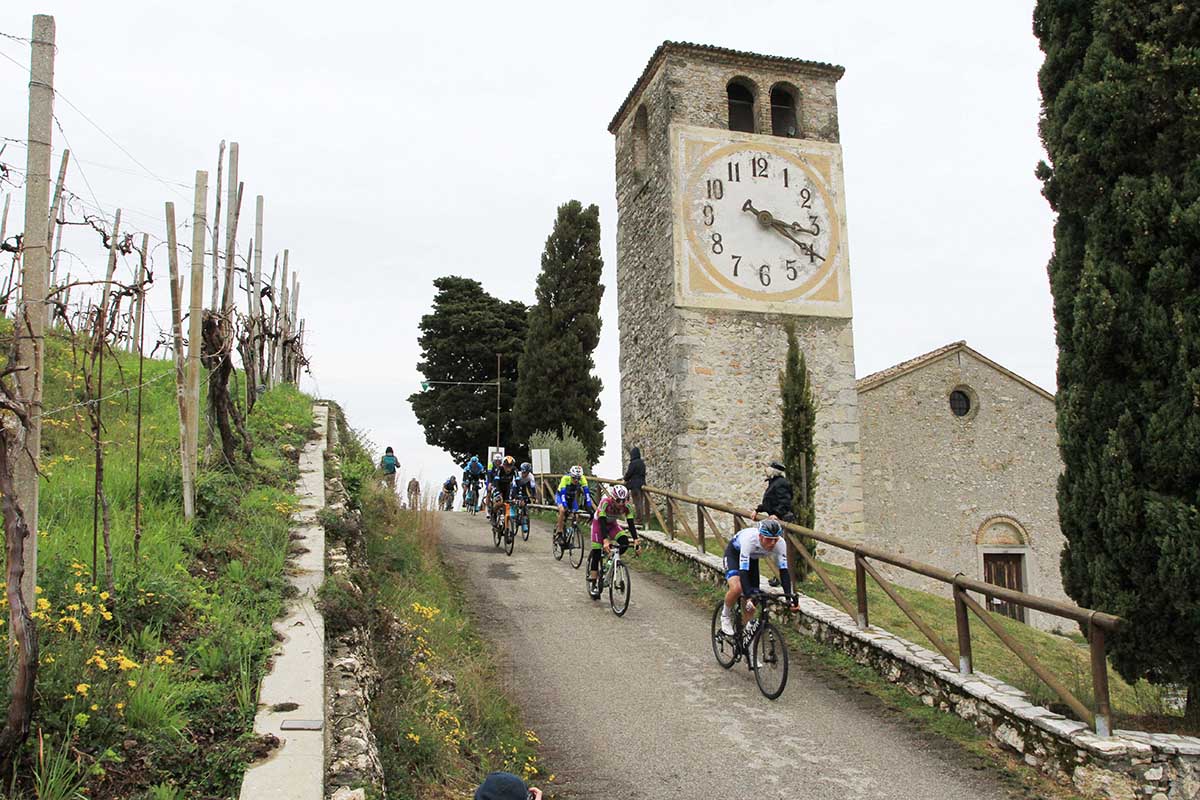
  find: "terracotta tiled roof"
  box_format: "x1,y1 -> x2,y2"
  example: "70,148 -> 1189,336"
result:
856,341 -> 1055,401
607,41 -> 846,134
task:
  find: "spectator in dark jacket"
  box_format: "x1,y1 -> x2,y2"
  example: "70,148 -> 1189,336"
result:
756,460 -> 795,522
624,446 -> 648,524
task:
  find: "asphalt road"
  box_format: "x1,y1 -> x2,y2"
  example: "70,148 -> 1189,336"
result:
438,511 -> 1024,800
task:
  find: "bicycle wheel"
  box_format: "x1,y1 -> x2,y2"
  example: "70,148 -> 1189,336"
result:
505,526 -> 515,556
569,527 -> 585,569
552,528 -> 564,560
752,622 -> 789,700
521,512 -> 530,541
710,601 -> 737,669
492,518 -> 502,548
609,562 -> 631,616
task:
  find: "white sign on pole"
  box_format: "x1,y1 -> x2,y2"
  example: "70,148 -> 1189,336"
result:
487,446 -> 505,465
531,448 -> 551,475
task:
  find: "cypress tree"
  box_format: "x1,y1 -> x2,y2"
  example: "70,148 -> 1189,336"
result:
1035,1 -> 1200,720
409,276 -> 527,464
512,201 -> 606,464
779,321 -> 818,580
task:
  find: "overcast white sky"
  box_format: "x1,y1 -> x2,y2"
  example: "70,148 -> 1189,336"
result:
0,1 -> 1056,489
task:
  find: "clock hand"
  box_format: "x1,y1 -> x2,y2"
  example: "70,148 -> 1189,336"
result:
743,199 -> 825,259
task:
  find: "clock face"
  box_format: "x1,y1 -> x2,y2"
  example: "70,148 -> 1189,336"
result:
672,126 -> 851,316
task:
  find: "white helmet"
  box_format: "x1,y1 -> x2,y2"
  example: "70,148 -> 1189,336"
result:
611,485 -> 629,502
569,465 -> 584,479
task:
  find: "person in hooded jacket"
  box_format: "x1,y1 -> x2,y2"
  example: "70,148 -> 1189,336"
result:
755,460 -> 795,522
623,445 -> 648,524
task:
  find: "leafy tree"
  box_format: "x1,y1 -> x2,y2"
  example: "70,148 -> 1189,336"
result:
779,321 -> 818,580
409,276 -> 527,464
1034,0 -> 1200,720
528,425 -> 591,475
512,201 -> 606,464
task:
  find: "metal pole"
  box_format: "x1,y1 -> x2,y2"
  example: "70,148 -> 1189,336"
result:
133,234 -> 147,561
15,13 -> 56,606
496,353 -> 501,448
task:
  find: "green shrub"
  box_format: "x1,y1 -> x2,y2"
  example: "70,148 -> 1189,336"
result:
529,424 -> 591,475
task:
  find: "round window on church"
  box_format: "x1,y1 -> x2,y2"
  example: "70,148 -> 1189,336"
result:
949,389 -> 972,417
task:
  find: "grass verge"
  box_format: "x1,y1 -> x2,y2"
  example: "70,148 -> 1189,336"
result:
2,328 -> 314,798
326,424 -> 549,800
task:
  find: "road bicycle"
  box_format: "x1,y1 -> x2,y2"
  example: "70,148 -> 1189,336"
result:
502,502 -> 520,557
513,497 -> 530,541
587,536 -> 638,616
491,495 -> 509,550
710,593 -> 792,700
552,510 -> 586,568
465,479 -> 481,515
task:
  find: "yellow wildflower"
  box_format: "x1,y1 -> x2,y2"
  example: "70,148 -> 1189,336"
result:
405,732 -> 420,745
81,602 -> 94,617
75,683 -> 90,697
73,583 -> 85,596
127,679 -> 137,688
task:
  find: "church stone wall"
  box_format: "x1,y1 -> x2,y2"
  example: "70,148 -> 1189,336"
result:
858,351 -> 1069,630
613,46 -> 863,538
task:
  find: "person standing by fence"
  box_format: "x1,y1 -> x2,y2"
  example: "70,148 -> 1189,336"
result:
379,446 -> 400,491
755,460 -> 795,522
624,445 -> 648,524
406,477 -> 421,509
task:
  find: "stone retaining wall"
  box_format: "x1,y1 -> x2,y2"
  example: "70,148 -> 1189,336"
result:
638,528 -> 1200,800
324,409 -> 387,800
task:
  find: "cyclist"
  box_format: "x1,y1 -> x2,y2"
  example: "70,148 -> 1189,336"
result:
554,465 -> 594,538
720,519 -> 799,641
484,453 -> 504,516
588,485 -> 639,599
440,475 -> 458,511
508,462 -> 537,533
489,456 -> 518,528
461,455 -> 487,509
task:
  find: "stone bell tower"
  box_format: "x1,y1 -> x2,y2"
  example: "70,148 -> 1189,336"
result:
610,42 -> 864,538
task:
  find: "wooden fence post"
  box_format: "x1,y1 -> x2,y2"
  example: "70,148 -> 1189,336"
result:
665,498 -> 675,540
1089,621 -> 1112,736
696,504 -> 706,554
953,583 -> 974,675
14,13 -> 56,606
854,553 -> 870,628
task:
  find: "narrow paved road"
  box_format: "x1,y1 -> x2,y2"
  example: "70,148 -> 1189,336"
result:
439,511 -> 1024,800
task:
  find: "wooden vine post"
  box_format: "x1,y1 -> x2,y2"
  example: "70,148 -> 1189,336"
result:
164,201 -> 195,519
187,171 -> 208,485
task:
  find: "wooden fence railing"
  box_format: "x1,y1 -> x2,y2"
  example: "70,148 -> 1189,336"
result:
532,473 -> 1121,736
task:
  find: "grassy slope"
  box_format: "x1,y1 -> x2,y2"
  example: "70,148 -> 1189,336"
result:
4,329 -> 314,799
328,421 -> 549,799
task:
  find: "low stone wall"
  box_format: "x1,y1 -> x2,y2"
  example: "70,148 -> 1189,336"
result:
638,528 -> 1200,800
323,410 -> 387,800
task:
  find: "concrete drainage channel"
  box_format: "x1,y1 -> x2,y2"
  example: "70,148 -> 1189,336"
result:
239,403 -> 329,800
635,528 -> 1200,800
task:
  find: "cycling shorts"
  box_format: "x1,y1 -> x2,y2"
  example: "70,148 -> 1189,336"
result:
723,541 -> 760,588
558,495 -> 584,512
590,516 -> 624,545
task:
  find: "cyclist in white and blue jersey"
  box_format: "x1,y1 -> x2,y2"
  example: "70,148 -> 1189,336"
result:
720,518 -> 799,637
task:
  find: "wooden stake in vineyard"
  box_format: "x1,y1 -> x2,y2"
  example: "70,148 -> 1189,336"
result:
164,201 -> 195,519
1,13 -> 54,764
187,171 -> 208,487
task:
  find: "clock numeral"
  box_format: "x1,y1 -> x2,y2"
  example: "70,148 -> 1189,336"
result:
786,260 -> 798,281
702,204 -> 714,226
759,264 -> 772,287
751,157 -> 768,178
801,243 -> 825,263
727,162 -> 741,182
800,187 -> 813,209
783,167 -> 789,188
711,232 -> 724,255
809,215 -> 821,236
731,254 -> 742,277
706,179 -> 724,200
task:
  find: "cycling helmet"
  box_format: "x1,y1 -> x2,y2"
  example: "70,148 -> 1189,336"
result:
611,485 -> 630,502
520,462 -> 532,473
569,465 -> 583,479
503,455 -> 515,466
757,519 -> 783,539
491,452 -> 502,464
469,456 -> 479,465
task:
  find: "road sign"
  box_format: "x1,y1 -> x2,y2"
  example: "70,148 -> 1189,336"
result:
531,448 -> 550,474
487,446 -> 505,465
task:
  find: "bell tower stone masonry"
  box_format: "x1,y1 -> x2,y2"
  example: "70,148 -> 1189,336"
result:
610,42 -> 864,538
